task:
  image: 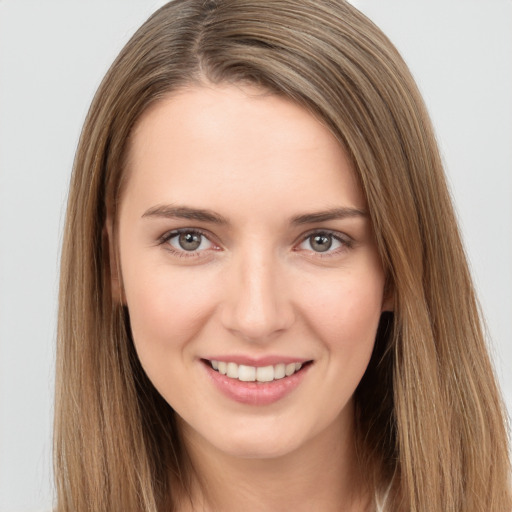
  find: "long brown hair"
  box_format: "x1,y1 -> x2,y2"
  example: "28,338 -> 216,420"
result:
55,1 -> 511,510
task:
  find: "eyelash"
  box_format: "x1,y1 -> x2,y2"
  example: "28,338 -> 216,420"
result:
296,229 -> 353,257
158,228 -> 353,258
159,228 -> 218,258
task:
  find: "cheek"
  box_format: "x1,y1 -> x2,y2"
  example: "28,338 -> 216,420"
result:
122,261 -> 219,354
297,265 -> 385,359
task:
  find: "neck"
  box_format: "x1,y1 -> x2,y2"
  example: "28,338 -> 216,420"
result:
176,410 -> 371,512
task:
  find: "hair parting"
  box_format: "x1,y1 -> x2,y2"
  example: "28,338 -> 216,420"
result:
55,1 -> 511,511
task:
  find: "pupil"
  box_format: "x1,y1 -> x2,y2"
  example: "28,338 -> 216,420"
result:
179,232 -> 201,251
311,234 -> 332,252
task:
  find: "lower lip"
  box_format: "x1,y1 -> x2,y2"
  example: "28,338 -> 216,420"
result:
203,362 -> 310,406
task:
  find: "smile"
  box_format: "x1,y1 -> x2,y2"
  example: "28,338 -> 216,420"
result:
203,358 -> 313,405
209,360 -> 304,382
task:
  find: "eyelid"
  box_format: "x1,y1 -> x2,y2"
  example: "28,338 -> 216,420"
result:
294,228 -> 353,254
157,227 -> 353,259
158,227 -> 221,256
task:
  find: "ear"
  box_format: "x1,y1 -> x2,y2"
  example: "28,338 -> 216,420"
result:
104,216 -> 125,304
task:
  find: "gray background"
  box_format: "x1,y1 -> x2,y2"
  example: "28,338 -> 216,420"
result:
0,1 -> 510,511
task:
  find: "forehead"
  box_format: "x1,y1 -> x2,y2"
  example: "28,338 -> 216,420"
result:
121,84 -> 365,220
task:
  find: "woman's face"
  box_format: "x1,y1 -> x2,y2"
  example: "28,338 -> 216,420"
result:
116,84 -> 389,460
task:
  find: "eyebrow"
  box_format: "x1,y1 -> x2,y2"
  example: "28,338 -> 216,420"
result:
142,204 -> 367,226
142,205 -> 229,224
291,207 -> 367,225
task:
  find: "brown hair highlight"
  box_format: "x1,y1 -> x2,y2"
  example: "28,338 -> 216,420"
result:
55,1 -> 511,510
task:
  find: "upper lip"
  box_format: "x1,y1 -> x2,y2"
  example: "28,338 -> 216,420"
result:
202,355 -> 312,367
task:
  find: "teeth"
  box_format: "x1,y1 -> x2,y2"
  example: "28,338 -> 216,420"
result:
238,364 -> 256,382
274,363 -> 285,380
285,363 -> 296,376
256,365 -> 274,382
209,360 -> 305,382
226,362 -> 238,378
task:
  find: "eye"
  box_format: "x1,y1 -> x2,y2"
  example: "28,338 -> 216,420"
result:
164,229 -> 214,253
297,231 -> 348,254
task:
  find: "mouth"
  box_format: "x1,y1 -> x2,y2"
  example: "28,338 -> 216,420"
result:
203,359 -> 312,383
202,358 -> 313,405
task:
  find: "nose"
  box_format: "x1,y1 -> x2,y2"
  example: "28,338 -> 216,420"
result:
220,248 -> 295,343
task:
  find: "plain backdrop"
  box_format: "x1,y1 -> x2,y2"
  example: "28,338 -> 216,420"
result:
0,1 -> 510,511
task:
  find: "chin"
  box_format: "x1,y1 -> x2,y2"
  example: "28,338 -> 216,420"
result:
208,419 -> 316,460
217,436 -> 303,460
179,414 -> 306,461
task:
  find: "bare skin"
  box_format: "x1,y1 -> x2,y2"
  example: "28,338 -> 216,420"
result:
177,408 -> 371,512
116,83 -> 388,512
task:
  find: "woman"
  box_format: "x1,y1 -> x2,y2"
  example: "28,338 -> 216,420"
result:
54,0 -> 511,511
